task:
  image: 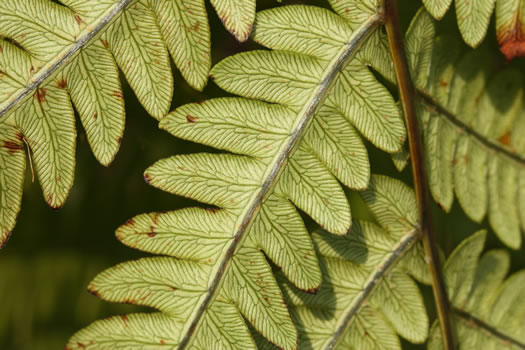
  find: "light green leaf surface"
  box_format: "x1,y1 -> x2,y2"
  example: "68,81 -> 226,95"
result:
429,230 -> 525,349
68,4 -> 408,348
210,0 -> 256,42
0,124 -> 25,248
0,0 -> 260,244
153,0 -> 210,91
255,176 -> 429,350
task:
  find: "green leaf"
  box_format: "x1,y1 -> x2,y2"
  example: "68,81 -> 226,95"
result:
0,0 -> 263,245
428,230 -> 525,349
0,123 -> 25,248
255,176 -> 429,349
210,0 -> 256,42
68,4 -> 408,348
372,7 -> 525,249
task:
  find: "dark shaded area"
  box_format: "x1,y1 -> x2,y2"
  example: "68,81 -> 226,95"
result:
1,1 -> 524,349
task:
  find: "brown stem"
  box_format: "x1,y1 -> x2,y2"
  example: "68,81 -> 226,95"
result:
383,1 -> 456,349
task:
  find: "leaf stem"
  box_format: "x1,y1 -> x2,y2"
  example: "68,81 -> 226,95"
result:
383,1 -> 456,349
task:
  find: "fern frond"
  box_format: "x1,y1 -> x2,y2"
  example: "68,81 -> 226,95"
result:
0,0 -> 261,247
428,230 -> 525,349
422,0 -> 525,61
254,175 -> 430,350
67,3 -> 410,348
373,8 -> 525,249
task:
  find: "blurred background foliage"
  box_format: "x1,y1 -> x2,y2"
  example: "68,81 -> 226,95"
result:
1,0 -> 524,349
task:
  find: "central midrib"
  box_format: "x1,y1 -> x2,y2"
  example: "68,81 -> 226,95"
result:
177,12 -> 384,350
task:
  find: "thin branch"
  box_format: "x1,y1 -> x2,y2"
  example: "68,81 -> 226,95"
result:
383,1 -> 456,350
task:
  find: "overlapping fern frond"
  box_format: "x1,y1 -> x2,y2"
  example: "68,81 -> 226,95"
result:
372,8 -> 525,249
422,0 -> 525,61
0,0 -> 258,247
66,2 -> 411,348
428,230 -> 525,349
254,175 -> 430,350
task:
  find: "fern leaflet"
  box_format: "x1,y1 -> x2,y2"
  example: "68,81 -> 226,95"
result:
254,176 -> 430,350
429,230 -> 525,349
422,0 -> 525,61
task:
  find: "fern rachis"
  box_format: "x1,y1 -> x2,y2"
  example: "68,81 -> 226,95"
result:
0,0 -> 524,349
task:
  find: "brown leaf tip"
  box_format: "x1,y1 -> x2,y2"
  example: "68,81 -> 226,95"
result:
500,39 -> 525,62
0,231 -> 13,249
144,173 -> 152,185
87,285 -> 102,298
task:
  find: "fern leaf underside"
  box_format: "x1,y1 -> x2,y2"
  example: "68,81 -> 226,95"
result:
0,0 -> 258,247
429,230 -> 525,349
255,176 -> 430,350
67,3 -> 412,349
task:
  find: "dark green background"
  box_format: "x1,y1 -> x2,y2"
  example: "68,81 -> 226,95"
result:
1,1 -> 523,349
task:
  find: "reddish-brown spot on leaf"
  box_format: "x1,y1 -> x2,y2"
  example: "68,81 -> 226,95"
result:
35,88 -> 47,103
121,315 -> 129,327
186,115 -> 198,123
144,173 -> 152,184
113,91 -> 123,99
152,213 -> 159,225
160,340 -> 167,345
57,79 -> 67,89
498,19 -> 525,61
76,342 -> 86,349
93,112 -> 98,120
498,130 -> 512,145
439,79 -> 448,87
101,38 -> 109,48
0,46 -> 3,53
205,207 -> 219,214
2,140 -> 23,154
124,218 -> 135,226
87,286 -> 102,298
74,14 -> 84,26
147,232 -> 156,237
47,193 -> 61,209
